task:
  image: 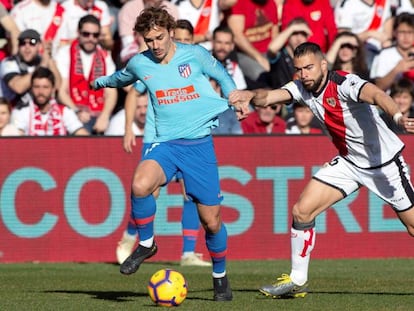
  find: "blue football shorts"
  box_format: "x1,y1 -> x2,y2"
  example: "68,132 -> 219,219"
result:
142,135 -> 223,206
142,143 -> 183,182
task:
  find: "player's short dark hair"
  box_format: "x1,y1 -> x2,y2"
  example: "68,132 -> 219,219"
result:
294,42 -> 324,59
176,19 -> 194,35
31,67 -> 55,87
134,6 -> 176,34
78,14 -> 101,31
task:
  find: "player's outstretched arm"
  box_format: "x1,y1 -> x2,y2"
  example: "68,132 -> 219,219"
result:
253,88 -> 292,107
91,65 -> 139,90
361,82 -> 414,134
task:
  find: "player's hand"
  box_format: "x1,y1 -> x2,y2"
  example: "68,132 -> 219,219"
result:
401,116 -> 414,133
123,130 -> 136,153
229,90 -> 254,120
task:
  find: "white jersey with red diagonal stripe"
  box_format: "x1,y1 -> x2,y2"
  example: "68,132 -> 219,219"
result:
282,71 -> 404,169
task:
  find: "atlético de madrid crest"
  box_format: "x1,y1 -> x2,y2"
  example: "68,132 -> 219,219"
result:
178,64 -> 191,78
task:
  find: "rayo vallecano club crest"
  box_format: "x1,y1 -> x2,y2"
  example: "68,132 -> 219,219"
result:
178,64 -> 191,78
326,97 -> 336,107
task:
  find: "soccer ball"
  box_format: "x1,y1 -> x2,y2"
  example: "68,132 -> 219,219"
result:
147,268 -> 188,307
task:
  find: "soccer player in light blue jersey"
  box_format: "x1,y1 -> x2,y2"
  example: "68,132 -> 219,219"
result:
116,20 -> 211,268
92,6 -> 249,301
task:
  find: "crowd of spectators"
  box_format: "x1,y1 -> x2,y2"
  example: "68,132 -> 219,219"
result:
0,0 -> 413,137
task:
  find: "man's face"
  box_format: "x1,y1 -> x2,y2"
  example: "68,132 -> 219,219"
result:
212,31 -> 234,61
257,105 -> 279,124
31,78 -> 54,108
78,22 -> 100,53
294,53 -> 327,93
143,26 -> 174,62
18,38 -> 40,63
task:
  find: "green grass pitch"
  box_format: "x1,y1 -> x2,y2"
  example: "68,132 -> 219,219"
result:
1,259 -> 413,310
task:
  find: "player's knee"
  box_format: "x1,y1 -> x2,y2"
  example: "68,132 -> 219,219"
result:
292,202 -> 313,223
131,179 -> 153,197
202,218 -> 221,234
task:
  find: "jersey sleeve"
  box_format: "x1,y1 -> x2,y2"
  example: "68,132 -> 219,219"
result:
94,57 -> 139,89
133,80 -> 147,93
281,80 -> 302,103
193,45 -> 236,98
338,73 -> 367,102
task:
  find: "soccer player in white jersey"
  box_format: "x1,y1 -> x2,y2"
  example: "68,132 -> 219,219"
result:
229,42 -> 414,298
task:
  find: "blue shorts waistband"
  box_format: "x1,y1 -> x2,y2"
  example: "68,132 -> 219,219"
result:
167,135 -> 212,145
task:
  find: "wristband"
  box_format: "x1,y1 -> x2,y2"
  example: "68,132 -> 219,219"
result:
393,112 -> 403,125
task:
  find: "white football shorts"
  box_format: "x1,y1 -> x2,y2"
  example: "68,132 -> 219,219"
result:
313,154 -> 414,212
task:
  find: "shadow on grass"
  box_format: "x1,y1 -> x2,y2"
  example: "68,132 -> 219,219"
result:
44,289 -> 213,302
44,288 -> 413,304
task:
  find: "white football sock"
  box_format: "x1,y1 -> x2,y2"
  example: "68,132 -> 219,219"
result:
139,237 -> 154,248
290,227 -> 315,286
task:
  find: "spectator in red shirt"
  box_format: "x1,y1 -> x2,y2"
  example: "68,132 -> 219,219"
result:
241,105 -> 286,134
281,0 -> 337,53
227,0 -> 279,88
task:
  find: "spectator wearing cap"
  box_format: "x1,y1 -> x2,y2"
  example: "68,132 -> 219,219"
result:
0,29 -> 61,108
10,0 -> 67,57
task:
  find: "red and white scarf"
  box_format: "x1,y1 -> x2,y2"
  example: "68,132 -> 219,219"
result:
367,0 -> 386,31
69,40 -> 106,114
194,0 -> 212,36
44,3 -> 65,42
28,100 -> 67,136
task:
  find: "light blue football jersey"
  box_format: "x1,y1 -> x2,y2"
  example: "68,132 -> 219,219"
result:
95,43 -> 236,142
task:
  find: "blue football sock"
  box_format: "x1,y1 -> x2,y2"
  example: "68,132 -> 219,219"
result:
130,194 -> 156,241
206,223 -> 227,274
126,218 -> 137,236
181,199 -> 199,253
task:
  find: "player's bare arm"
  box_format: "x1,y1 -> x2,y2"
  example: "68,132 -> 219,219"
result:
360,82 -> 414,133
252,88 -> 292,108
